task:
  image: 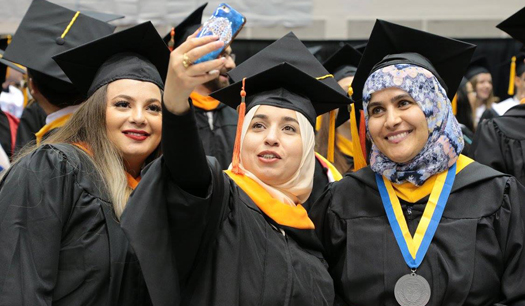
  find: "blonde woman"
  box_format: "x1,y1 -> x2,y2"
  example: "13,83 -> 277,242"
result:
0,22 -> 167,305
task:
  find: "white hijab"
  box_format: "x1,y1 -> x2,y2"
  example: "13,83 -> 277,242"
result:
229,105 -> 316,206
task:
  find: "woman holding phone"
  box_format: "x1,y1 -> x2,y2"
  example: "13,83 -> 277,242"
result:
121,31 -> 351,305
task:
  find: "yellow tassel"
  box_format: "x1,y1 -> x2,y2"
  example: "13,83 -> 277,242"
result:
350,103 -> 367,171
451,94 -> 457,116
316,74 -> 334,80
7,34 -> 11,45
61,11 -> 80,39
509,56 -> 516,96
327,110 -> 336,163
315,115 -> 322,132
347,86 -> 353,97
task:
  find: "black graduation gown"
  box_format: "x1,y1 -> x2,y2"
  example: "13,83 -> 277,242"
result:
309,162 -> 525,306
471,104 -> 525,186
0,144 -> 151,306
14,101 -> 46,153
121,105 -> 334,306
0,110 -> 13,156
195,103 -> 238,170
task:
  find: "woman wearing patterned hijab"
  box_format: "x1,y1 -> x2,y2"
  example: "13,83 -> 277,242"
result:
310,20 -> 525,306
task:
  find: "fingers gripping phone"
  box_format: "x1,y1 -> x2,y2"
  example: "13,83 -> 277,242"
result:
193,3 -> 246,64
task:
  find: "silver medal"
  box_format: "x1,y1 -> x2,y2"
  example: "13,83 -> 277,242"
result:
394,272 -> 431,306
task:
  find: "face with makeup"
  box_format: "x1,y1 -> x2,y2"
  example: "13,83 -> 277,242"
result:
367,87 -> 428,163
241,105 -> 303,185
106,79 -> 163,172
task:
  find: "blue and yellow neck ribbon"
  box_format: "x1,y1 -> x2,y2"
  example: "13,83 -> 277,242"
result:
375,163 -> 457,268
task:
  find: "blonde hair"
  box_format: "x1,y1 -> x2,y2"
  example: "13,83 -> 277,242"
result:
11,85 -> 160,219
469,74 -> 499,109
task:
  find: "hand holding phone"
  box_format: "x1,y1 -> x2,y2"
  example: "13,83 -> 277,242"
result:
193,3 -> 246,64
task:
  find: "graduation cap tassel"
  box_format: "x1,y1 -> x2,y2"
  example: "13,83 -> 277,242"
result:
451,94 -> 458,116
168,27 -> 175,52
508,56 -> 516,96
350,103 -> 367,171
315,115 -> 322,132
232,78 -> 247,175
359,110 -> 367,159
327,110 -> 336,163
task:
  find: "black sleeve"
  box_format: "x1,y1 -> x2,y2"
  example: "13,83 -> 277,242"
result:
162,99 -> 211,195
0,145 -> 78,305
470,119 -> 507,173
494,177 -> 525,305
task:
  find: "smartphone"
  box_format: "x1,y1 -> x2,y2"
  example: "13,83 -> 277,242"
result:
193,3 -> 246,64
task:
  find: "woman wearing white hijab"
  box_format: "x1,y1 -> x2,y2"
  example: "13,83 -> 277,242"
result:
121,32 -> 351,305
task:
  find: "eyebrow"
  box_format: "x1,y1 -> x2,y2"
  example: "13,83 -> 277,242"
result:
111,95 -> 160,104
369,93 -> 413,107
252,114 -> 299,125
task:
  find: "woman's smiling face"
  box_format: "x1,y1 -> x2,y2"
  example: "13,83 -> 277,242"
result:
367,87 -> 428,163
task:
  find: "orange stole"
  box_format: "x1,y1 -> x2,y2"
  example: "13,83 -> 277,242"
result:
73,142 -> 141,190
190,91 -> 221,111
224,170 -> 315,229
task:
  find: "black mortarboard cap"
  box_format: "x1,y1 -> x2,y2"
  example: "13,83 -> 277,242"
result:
322,44 -> 362,127
163,3 -> 208,49
210,63 -> 351,127
53,22 -> 170,97
228,32 -> 346,97
323,43 -> 362,81
3,0 -> 116,84
0,50 -> 26,75
465,55 -> 491,80
352,20 -> 476,112
497,6 -> 525,45
355,43 -> 367,54
83,11 -> 125,23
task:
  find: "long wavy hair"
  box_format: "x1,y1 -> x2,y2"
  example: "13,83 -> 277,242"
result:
11,84 -> 161,219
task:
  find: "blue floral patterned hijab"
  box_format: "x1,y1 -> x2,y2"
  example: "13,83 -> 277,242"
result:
362,64 -> 464,186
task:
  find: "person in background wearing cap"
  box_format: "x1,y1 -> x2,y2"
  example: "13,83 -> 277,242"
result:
121,30 -> 351,305
310,20 -> 525,306
315,43 -> 363,174
465,55 -> 500,128
0,21 -> 170,305
471,7 -> 525,186
164,2 -> 239,170
3,0 -> 119,151
497,47 -> 525,114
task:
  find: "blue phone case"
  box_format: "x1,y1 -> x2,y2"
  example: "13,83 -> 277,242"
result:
194,3 -> 246,64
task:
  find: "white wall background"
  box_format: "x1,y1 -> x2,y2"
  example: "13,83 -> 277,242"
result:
0,0 -> 523,40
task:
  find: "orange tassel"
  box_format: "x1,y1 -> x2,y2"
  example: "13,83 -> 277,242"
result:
359,110 -> 366,159
168,27 -> 175,52
232,78 -> 247,175
327,110 -> 336,163
350,104 -> 367,171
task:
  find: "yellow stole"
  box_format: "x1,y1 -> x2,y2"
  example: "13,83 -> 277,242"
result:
73,142 -> 141,190
35,114 -> 72,145
190,91 -> 221,111
336,133 -> 354,158
392,154 -> 474,203
224,170 -> 315,229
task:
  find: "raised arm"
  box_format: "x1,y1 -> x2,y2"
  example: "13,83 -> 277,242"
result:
162,33 -> 226,194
